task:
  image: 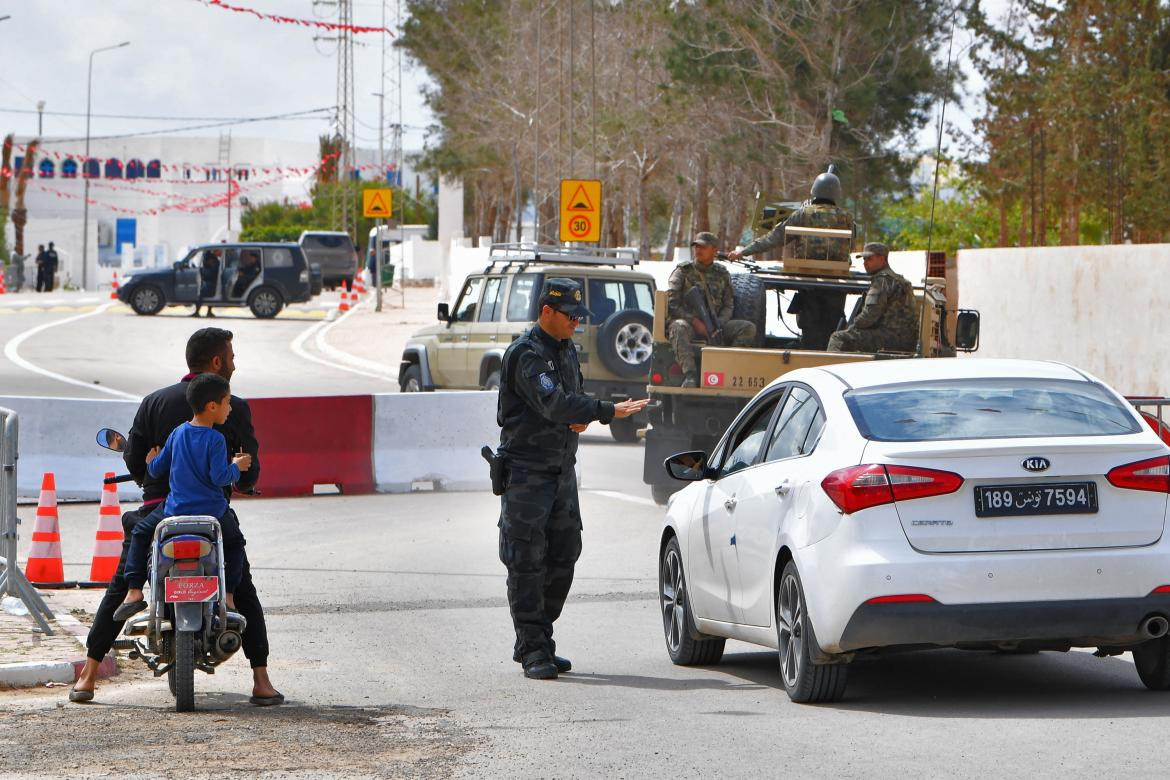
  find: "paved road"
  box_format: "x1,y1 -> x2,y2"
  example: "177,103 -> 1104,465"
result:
3,293 -> 1170,777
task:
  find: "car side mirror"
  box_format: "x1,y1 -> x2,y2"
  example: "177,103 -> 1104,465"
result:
437,302 -> 451,322
665,450 -> 709,482
955,310 -> 980,352
96,428 -> 127,453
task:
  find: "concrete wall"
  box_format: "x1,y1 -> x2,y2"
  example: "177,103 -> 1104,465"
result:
0,396 -> 141,502
956,244 -> 1170,395
372,391 -> 496,493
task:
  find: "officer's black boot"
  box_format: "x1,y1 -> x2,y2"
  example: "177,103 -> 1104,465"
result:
552,655 -> 572,673
521,651 -> 558,680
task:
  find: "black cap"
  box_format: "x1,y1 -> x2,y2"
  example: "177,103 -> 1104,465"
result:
540,278 -> 592,319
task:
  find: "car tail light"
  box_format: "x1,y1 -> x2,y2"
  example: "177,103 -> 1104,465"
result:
1149,585 -> 1170,594
1106,455 -> 1170,494
821,464 -> 964,514
865,594 -> 937,604
162,538 -> 211,560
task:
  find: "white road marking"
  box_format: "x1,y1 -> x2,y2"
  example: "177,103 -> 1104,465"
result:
289,297 -> 396,382
586,489 -> 661,508
0,296 -> 101,307
2,302 -> 142,400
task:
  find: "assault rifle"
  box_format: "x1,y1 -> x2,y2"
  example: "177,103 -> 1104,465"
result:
683,286 -> 722,346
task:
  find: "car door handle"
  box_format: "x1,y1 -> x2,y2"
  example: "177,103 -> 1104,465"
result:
724,498 -> 737,512
775,480 -> 791,497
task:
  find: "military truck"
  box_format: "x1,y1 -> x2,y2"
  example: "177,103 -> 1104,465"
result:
399,243 -> 657,443
642,245 -> 981,504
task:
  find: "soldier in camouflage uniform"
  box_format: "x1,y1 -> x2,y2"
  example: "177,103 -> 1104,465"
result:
496,278 -> 648,680
827,242 -> 919,353
728,166 -> 853,350
668,232 -> 757,387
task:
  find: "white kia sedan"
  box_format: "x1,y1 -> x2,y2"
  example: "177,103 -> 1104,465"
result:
658,358 -> 1170,703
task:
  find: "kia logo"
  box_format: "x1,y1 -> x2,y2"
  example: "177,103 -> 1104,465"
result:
1022,457 -> 1050,472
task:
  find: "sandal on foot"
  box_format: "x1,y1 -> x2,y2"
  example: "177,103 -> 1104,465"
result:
112,600 -> 147,621
68,687 -> 94,703
249,691 -> 285,707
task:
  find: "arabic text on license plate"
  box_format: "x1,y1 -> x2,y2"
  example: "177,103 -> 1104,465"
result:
974,481 -> 1098,518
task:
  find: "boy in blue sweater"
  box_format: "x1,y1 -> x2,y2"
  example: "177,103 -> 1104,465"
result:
114,373 -> 252,621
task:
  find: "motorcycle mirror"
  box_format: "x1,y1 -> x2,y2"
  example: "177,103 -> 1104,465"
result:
97,428 -> 127,453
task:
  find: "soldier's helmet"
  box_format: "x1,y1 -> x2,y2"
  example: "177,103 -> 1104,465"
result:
810,164 -> 843,204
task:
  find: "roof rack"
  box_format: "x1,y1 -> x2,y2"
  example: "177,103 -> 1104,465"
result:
487,243 -> 639,268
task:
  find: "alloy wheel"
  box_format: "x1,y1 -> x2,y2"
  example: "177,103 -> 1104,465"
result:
615,322 -> 652,365
777,572 -> 804,689
662,546 -> 686,654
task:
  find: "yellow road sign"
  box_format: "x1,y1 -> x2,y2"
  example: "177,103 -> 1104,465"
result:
559,179 -> 601,243
363,188 -> 393,218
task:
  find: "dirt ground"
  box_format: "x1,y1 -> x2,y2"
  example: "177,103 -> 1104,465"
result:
0,676 -> 479,779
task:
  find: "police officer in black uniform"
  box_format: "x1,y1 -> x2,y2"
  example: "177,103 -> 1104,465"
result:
70,328 -> 283,705
496,278 -> 649,680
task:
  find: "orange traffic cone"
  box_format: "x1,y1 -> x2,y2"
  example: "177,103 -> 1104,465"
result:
0,271 -> 7,295
109,271 -> 120,300
338,289 -> 350,313
80,472 -> 125,588
23,472 -> 75,588
354,275 -> 367,295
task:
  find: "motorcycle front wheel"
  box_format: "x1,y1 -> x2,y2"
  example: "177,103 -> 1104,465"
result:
173,630 -> 196,712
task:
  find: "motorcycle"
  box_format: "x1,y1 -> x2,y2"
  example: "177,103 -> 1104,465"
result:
97,427 -> 247,712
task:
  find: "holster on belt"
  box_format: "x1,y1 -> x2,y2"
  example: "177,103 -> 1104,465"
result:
481,446 -> 506,496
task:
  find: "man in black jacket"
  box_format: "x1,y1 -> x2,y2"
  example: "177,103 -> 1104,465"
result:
70,328 -> 282,705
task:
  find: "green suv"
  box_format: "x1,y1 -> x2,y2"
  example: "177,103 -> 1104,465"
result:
399,244 -> 656,442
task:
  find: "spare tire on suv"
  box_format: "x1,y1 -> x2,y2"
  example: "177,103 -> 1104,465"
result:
597,309 -> 654,379
730,274 -> 766,346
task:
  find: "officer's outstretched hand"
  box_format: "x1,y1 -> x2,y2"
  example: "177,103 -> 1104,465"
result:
569,423 -> 589,433
613,399 -> 650,419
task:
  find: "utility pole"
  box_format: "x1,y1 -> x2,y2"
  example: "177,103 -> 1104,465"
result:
315,0 -> 356,241
81,41 -> 130,291
36,101 -> 44,136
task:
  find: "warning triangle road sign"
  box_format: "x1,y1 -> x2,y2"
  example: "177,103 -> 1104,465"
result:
363,189 -> 393,218
567,183 -> 595,212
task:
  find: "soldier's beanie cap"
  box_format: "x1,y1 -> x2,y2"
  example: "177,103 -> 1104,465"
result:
690,231 -> 718,247
540,278 -> 593,319
858,242 -> 890,258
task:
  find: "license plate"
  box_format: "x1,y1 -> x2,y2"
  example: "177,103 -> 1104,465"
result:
164,576 -> 219,603
974,482 -> 1098,518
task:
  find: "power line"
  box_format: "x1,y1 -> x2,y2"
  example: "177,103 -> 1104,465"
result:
39,108 -> 335,144
0,106 -> 330,122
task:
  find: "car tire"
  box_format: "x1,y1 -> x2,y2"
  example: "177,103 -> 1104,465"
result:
400,364 -> 423,393
248,287 -> 284,319
609,417 -> 638,443
651,483 -> 679,506
597,310 -> 655,379
730,273 -> 766,346
129,285 -> 165,316
483,370 -> 501,391
1134,636 -> 1170,690
660,536 -> 725,665
776,561 -> 848,703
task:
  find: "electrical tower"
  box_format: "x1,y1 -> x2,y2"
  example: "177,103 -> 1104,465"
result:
316,0 -> 357,238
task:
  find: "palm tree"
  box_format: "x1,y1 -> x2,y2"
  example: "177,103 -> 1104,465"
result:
11,137 -> 37,260
0,134 -> 13,265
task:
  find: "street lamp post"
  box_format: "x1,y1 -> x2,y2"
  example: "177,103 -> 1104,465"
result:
36,101 -> 44,136
81,41 -> 129,291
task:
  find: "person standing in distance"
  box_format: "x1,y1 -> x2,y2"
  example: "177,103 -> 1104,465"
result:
496,278 -> 649,680
45,242 -> 59,292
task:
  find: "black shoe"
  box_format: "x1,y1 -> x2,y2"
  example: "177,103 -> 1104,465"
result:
523,660 -> 558,680
112,600 -> 147,621
190,309 -> 201,317
206,309 -> 215,318
552,655 -> 572,673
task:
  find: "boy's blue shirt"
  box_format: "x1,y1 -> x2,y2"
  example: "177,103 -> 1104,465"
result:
147,422 -> 241,517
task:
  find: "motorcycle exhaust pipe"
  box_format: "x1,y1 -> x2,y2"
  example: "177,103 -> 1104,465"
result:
1140,615 -> 1169,639
212,630 -> 242,661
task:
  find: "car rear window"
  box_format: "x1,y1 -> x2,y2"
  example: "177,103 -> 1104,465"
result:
844,378 -> 1141,441
302,234 -> 353,250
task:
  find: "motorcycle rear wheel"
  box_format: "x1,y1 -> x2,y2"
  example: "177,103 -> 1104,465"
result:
173,631 -> 196,712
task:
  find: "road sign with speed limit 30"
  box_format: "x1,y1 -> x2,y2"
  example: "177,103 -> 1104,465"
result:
559,179 -> 601,243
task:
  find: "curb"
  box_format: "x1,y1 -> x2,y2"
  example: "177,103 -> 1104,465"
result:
0,609 -> 118,690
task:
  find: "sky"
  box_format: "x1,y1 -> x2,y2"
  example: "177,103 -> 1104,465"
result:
0,0 -> 1009,163
0,0 -> 434,152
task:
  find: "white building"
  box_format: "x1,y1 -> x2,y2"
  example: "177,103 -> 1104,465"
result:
7,134 -> 427,290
